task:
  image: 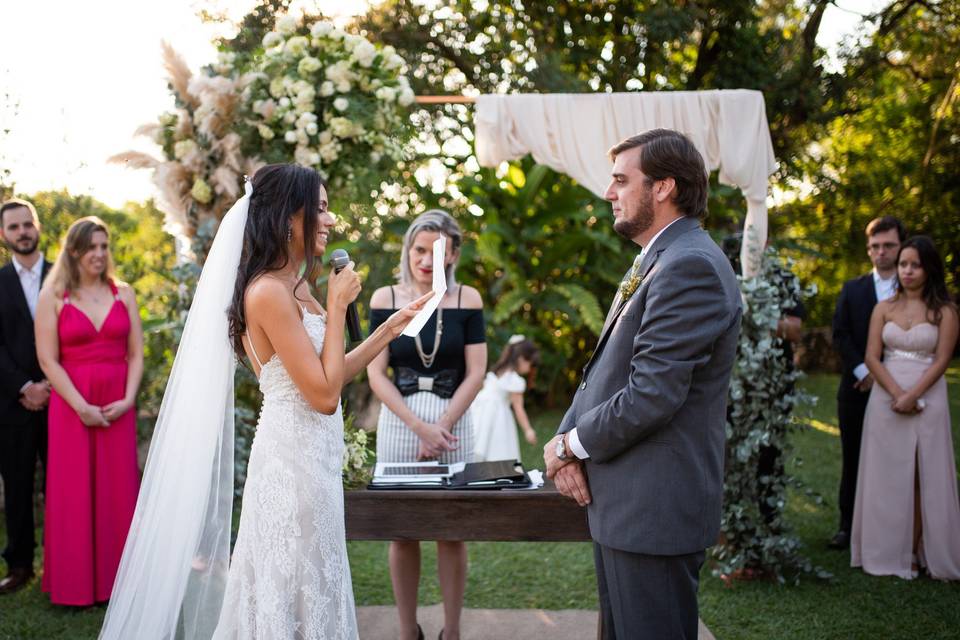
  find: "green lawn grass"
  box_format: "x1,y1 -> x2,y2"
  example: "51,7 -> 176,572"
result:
2,366 -> 958,639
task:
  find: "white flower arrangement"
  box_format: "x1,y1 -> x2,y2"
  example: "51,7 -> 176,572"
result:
113,14 -> 414,242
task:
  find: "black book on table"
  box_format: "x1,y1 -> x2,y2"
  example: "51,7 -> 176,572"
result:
368,460 -> 531,490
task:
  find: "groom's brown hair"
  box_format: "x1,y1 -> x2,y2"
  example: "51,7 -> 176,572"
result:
609,129 -> 709,220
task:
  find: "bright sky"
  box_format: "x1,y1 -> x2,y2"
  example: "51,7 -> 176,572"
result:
1,0 -> 884,209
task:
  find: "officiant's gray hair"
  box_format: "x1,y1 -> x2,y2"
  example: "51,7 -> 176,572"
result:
398,209 -> 462,290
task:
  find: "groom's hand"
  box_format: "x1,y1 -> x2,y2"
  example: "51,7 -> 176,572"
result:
543,434 -> 574,478
555,462 -> 591,506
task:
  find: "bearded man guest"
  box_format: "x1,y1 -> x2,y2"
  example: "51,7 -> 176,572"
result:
0,198 -> 51,594
545,130 -> 742,639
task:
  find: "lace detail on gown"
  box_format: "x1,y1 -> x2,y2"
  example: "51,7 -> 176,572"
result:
212,312 -> 358,639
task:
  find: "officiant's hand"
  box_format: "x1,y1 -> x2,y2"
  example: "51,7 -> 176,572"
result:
327,260 -> 361,312
414,420 -> 458,459
544,434 -> 574,479
383,292 -> 434,338
555,461 -> 591,506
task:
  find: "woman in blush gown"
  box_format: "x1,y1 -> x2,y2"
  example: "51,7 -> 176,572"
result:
851,235 -> 960,580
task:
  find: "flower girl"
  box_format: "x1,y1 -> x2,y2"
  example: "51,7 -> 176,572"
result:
472,336 -> 540,462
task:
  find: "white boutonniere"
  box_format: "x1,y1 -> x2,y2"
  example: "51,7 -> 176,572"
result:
618,255 -> 644,299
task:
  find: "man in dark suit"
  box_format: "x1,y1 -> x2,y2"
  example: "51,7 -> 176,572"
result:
0,198 -> 50,594
544,130 -> 742,639
829,215 -> 905,550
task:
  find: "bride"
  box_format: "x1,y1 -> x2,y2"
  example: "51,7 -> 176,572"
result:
99,164 -> 430,639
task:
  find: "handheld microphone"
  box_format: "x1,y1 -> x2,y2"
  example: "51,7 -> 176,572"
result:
329,248 -> 362,343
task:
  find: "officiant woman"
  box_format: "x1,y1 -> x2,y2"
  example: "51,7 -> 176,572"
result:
35,217 -> 142,605
367,209 -> 487,640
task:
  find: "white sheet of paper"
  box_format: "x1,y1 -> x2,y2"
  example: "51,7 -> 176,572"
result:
401,236 -> 447,337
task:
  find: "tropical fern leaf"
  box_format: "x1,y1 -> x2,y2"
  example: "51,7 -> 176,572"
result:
549,283 -> 605,335
491,288 -> 528,323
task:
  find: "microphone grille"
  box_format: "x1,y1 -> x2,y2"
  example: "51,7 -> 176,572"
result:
330,248 -> 350,269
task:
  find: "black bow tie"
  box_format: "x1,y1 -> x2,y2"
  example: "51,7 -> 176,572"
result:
394,367 -> 459,399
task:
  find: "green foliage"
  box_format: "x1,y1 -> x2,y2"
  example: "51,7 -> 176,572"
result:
715,246 -> 829,583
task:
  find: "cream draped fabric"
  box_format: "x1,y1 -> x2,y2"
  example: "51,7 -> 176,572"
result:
474,90 -> 777,276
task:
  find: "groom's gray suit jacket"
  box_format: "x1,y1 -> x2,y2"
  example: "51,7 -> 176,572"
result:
558,216 -> 742,556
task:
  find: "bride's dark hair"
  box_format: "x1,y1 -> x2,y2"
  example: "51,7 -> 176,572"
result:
227,163 -> 323,359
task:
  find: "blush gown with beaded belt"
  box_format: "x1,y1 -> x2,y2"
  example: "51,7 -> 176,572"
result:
851,321 -> 960,580
211,310 -> 358,639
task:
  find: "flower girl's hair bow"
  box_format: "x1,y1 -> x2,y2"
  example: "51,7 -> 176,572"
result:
508,334 -> 525,345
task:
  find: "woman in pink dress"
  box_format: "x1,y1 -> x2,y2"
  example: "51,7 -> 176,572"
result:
851,235 -> 960,580
35,216 -> 143,605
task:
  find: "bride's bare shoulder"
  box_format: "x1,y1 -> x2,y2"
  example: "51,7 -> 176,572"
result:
245,276 -> 296,320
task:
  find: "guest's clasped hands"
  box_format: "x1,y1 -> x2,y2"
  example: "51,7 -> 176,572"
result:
544,434 -> 592,507
77,397 -> 135,427
19,380 -> 50,411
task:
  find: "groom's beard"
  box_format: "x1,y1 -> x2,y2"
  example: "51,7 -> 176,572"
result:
613,191 -> 654,240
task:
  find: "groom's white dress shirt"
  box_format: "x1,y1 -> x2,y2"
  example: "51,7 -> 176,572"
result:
567,217 -> 684,460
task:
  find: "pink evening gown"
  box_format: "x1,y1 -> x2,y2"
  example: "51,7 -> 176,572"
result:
851,321 -> 960,580
42,280 -> 140,605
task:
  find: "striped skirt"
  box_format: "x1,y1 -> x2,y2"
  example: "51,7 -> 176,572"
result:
375,391 -> 474,464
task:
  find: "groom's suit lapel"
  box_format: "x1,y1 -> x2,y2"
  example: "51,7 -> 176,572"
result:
582,217 -> 700,380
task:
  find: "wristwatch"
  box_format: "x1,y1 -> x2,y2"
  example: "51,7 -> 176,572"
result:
555,434 -> 570,461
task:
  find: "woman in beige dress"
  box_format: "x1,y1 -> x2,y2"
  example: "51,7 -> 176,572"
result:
851,235 -> 960,580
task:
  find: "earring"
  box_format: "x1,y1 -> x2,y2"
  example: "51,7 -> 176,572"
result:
287,225 -> 292,243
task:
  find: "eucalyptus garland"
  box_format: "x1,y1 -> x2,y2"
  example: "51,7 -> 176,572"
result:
712,246 -> 830,584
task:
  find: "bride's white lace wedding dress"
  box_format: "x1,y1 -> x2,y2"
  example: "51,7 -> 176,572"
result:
212,310 -> 359,639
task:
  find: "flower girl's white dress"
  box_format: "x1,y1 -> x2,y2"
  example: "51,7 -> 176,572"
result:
472,370 -> 527,463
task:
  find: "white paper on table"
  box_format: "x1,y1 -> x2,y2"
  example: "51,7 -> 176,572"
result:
401,236 -> 447,337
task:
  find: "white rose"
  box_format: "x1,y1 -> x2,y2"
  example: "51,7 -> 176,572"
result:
375,86 -> 396,103
284,130 -> 297,144
310,21 -> 333,38
306,122 -> 319,135
294,145 -> 313,165
262,32 -> 283,48
173,139 -> 197,160
351,41 -> 377,68
279,96 -> 291,108
319,142 -> 339,163
370,151 -> 382,163
318,130 -> 333,144
385,53 -> 405,70
285,36 -> 309,57
283,112 -> 297,124
257,125 -> 275,140
333,97 -> 349,111
268,77 -> 286,98
297,111 -> 318,125
298,56 -> 321,75
319,81 -> 335,97
398,87 -> 415,107
336,80 -> 351,93
277,15 -> 298,35
330,117 -> 354,138
329,28 -> 345,41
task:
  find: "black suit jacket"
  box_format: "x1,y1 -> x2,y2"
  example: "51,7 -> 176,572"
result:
0,258 -> 50,426
832,273 -> 877,402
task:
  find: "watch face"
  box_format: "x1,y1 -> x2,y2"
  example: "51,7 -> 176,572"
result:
556,439 -> 565,458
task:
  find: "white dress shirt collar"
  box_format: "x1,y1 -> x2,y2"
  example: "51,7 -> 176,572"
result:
12,254 -> 43,279
639,216 -> 685,262
872,268 -> 897,302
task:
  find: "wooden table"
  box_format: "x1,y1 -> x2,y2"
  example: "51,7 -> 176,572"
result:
345,482 -> 591,542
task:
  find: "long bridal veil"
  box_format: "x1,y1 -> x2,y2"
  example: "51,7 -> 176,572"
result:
100,182 -> 252,640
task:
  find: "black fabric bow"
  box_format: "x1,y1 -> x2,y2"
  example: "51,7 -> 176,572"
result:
394,367 -> 459,399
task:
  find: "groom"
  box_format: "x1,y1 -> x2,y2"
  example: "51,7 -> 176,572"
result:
545,129 -> 742,639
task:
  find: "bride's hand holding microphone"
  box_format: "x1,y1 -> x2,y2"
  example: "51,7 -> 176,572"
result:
326,259 -> 362,315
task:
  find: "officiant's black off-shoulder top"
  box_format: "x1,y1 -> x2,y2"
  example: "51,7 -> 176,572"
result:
368,285 -> 486,392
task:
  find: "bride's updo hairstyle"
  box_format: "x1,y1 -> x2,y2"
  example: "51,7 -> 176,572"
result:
228,163 -> 324,358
